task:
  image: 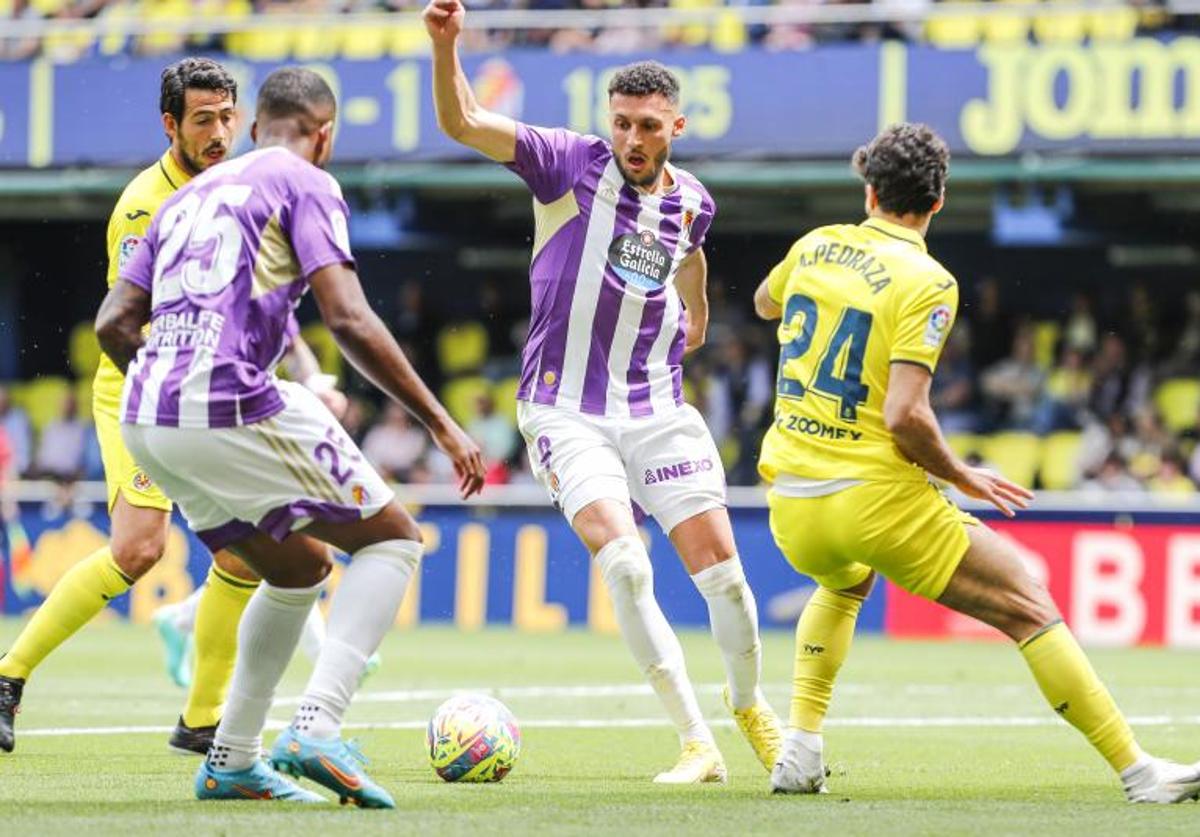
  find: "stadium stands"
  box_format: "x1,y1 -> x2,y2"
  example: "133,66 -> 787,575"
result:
0,0 -> 1180,61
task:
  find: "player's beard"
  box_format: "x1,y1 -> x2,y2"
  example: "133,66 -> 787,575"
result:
180,143 -> 227,175
617,146 -> 670,191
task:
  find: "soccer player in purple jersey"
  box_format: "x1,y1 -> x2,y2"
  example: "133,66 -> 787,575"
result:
95,67 -> 486,806
426,0 -> 782,784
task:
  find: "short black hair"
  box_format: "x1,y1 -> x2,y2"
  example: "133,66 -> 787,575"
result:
607,61 -> 680,105
852,123 -> 949,217
160,57 -> 237,123
255,67 -> 337,128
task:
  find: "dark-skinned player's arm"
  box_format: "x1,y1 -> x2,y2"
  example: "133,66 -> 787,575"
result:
675,248 -> 709,356
424,0 -> 517,162
309,262 -> 486,499
95,280 -> 152,375
884,362 -> 1032,518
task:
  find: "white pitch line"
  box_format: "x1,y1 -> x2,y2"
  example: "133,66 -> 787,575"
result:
273,682 -> 1044,706
21,714 -> 1200,738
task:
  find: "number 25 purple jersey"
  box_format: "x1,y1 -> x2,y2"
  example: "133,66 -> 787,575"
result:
119,146 -> 354,429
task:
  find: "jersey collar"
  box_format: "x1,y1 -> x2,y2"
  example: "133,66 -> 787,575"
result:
860,216 -> 927,253
158,149 -> 193,192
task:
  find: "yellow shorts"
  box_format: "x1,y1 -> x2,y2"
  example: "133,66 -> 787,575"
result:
767,480 -> 978,601
94,382 -> 171,514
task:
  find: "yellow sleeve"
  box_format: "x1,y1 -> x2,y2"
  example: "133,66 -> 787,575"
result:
765,238 -> 804,304
890,272 -> 959,373
105,197 -> 155,289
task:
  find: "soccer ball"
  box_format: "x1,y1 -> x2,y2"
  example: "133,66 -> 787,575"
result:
427,694 -> 521,783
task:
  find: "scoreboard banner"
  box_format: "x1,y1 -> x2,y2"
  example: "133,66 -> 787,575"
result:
2,37 -> 1199,168
5,500 -> 1200,647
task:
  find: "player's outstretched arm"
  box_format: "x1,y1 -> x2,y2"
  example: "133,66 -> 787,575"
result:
753,277 -> 782,320
309,263 -> 486,498
95,280 -> 152,374
885,361 -> 1032,517
675,249 -> 709,355
424,0 -> 517,162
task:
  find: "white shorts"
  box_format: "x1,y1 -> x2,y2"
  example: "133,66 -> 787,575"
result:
517,400 -> 726,534
122,380 -> 394,552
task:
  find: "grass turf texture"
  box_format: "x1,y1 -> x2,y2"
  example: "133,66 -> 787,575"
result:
1,619 -> 1198,835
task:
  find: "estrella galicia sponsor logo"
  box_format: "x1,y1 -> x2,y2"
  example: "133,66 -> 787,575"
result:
644,457 -> 714,485
608,229 -> 671,292
775,413 -> 863,441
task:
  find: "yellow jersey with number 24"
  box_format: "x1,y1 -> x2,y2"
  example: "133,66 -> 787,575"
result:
757,216 -> 959,484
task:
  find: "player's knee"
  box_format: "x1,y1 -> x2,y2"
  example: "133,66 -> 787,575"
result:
110,537 -> 165,580
1002,577 -> 1059,642
596,535 -> 653,599
211,550 -> 259,583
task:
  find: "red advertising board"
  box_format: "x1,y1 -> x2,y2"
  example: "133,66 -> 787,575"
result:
885,521 -> 1200,647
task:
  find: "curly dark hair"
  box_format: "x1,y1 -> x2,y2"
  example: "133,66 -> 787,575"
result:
607,61 -> 680,105
852,123 -> 949,216
159,57 -> 237,123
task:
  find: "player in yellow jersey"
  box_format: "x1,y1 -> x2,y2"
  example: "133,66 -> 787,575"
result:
0,58 -> 350,757
754,123 -> 1200,803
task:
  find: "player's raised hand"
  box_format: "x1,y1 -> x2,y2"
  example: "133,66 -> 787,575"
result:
954,466 -> 1034,518
423,0 -> 465,44
431,419 -> 486,499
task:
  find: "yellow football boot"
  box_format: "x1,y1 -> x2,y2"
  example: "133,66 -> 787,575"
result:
652,739 -> 727,784
724,686 -> 783,773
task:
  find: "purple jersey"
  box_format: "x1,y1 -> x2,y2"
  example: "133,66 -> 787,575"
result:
119,147 -> 353,429
507,125 -> 715,418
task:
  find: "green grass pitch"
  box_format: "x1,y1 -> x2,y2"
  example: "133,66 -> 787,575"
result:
1,618 -> 1198,835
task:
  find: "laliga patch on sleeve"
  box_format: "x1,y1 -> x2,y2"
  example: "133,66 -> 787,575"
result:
118,234 -> 143,269
923,304 -> 952,348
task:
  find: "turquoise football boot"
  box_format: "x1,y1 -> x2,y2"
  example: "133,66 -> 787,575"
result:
271,728 -> 395,808
359,652 -> 382,686
195,758 -> 326,803
153,609 -> 192,689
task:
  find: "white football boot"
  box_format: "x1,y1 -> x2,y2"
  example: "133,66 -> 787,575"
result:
770,731 -> 828,794
1121,756 -> 1200,804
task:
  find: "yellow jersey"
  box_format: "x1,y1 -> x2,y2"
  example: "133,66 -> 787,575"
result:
94,150 -> 193,405
757,216 -> 959,484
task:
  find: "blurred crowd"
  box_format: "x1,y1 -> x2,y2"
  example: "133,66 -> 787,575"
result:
0,0 -> 1178,62
3,274 -> 1200,501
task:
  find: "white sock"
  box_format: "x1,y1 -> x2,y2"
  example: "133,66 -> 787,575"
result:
298,603 -> 326,663
691,556 -> 762,710
785,727 -> 823,756
208,580 -> 323,772
595,535 -> 713,746
292,539 -> 422,740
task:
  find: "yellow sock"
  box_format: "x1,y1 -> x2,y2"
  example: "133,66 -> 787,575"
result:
0,547 -> 131,681
1020,621 -> 1139,772
181,565 -> 259,728
790,586 -> 864,732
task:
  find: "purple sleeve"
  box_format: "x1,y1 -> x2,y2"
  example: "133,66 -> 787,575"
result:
119,216 -> 157,292
287,172 -> 356,279
505,124 -> 606,204
685,186 -> 716,255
